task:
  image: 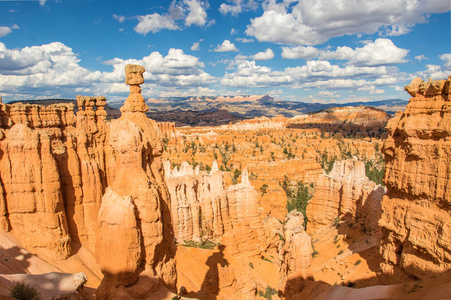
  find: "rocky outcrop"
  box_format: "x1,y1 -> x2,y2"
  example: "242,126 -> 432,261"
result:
0,65 -> 176,297
280,210 -> 312,287
158,122 -> 179,140
380,75 -> 451,279
306,159 -> 384,234
289,106 -> 389,127
165,161 -> 278,256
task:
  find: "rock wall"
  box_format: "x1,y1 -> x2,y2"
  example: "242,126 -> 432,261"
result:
380,76 -> 451,279
306,159 -> 384,235
165,161 -> 277,256
279,210 -> 312,289
158,122 -> 179,140
0,65 -> 176,296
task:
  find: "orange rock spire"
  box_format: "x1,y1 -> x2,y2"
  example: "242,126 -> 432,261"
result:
120,64 -> 148,113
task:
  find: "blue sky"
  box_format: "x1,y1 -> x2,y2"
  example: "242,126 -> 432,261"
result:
0,0 -> 450,103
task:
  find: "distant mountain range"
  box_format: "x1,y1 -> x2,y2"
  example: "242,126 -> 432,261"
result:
6,95 -> 408,126
138,95 -> 407,118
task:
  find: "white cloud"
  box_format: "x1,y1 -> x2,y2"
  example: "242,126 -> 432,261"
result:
414,54 -> 427,61
219,0 -> 259,16
318,91 -> 340,97
281,46 -> 319,59
358,85 -> 385,94
0,24 -> 19,37
220,3 -> 242,16
135,13 -> 180,35
245,0 -> 450,45
113,14 -> 125,23
230,28 -> 238,35
319,39 -> 409,66
440,53 -> 451,67
415,53 -> 451,80
214,40 -> 238,52
382,24 -> 413,36
252,48 -> 274,61
191,42 -> 200,51
236,37 -> 254,43
133,0 -> 211,35
221,55 -> 406,91
39,0 -> 46,6
0,42 -> 216,101
184,0 -> 208,26
0,27 -> 12,37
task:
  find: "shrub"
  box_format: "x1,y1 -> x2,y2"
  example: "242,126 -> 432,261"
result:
182,240 -> 218,250
354,259 -> 362,266
258,286 -> 277,300
10,282 -> 41,300
260,184 -> 269,196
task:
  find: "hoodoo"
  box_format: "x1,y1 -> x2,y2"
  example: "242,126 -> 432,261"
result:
380,76 -> 451,279
0,65 -> 176,298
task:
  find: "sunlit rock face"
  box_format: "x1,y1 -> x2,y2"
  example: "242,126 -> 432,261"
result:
306,159 -> 384,235
164,161 -> 280,256
380,75 -> 451,279
0,65 -> 176,297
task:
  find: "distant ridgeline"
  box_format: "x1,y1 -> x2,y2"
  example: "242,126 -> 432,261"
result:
4,96 -> 408,126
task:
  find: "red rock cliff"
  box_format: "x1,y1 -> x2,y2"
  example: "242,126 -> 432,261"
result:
0,65 -> 176,298
380,75 -> 451,279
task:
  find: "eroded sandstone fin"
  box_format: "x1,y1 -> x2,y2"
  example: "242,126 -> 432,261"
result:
381,74 -> 451,279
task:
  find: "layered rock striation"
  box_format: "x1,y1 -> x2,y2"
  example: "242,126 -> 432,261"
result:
165,161 -> 278,256
306,159 -> 384,235
0,65 -> 176,297
279,210 -> 312,288
380,76 -> 451,279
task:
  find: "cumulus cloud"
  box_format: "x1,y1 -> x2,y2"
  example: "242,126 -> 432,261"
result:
214,40 -> 238,52
135,13 -> 180,34
0,27 -> 12,37
252,48 -> 274,61
219,0 -> 259,16
0,42 -> 215,100
236,37 -> 254,43
440,53 -> 451,67
416,53 -> 451,80
184,0 -> 209,26
113,14 -> 125,23
414,54 -> 427,61
318,91 -> 340,97
134,0 -> 211,35
191,42 -> 200,51
245,0 -> 450,45
281,46 -> 319,59
358,85 -> 385,94
281,39 -> 408,67
319,38 -> 409,66
221,54 -> 406,91
0,24 -> 19,37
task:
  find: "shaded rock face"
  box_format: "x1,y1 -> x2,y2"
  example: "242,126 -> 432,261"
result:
306,159 -> 384,235
165,161 -> 277,256
0,65 -> 175,294
380,76 -> 451,279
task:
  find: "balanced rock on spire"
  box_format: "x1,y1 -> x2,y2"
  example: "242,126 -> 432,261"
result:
120,64 -> 149,113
